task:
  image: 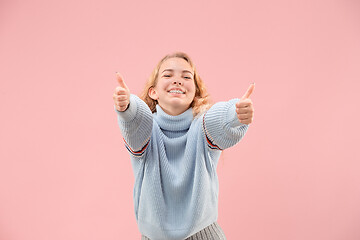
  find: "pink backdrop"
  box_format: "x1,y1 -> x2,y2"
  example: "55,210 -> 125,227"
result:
1,0 -> 359,239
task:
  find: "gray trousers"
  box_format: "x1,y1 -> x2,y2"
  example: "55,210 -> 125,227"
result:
141,222 -> 226,240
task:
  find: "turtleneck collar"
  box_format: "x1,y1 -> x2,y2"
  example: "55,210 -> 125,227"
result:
154,105 -> 194,131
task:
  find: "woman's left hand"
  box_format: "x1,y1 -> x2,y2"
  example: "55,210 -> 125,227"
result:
236,83 -> 255,125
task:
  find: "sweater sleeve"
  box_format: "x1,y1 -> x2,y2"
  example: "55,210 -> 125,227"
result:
114,94 -> 153,157
202,98 -> 249,150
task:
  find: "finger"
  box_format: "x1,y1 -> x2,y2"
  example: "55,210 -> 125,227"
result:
237,113 -> 250,120
240,119 -> 251,125
115,100 -> 128,107
118,103 -> 129,108
236,99 -> 252,108
241,83 -> 255,100
236,108 -> 252,114
117,103 -> 129,111
116,105 -> 127,112
116,72 -> 128,89
116,95 -> 129,101
115,86 -> 128,95
114,96 -> 129,104
238,116 -> 252,125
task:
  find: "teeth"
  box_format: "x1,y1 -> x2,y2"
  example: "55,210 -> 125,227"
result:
169,90 -> 184,94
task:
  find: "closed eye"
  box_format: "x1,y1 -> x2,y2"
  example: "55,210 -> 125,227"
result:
163,74 -> 191,79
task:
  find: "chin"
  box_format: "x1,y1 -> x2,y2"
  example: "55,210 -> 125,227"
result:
169,99 -> 191,107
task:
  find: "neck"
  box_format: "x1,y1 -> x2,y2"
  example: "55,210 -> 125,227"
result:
158,103 -> 190,116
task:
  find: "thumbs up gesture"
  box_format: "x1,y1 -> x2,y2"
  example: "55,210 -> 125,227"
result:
236,83 -> 255,125
113,72 -> 131,112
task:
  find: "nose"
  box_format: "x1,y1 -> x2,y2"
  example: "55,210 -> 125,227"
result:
172,79 -> 183,85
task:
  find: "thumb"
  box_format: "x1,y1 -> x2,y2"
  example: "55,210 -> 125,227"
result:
116,72 -> 128,89
241,83 -> 255,100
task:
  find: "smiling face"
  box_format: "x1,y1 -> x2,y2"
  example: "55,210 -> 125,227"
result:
148,57 -> 196,116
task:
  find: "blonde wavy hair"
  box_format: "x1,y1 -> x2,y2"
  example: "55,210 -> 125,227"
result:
140,52 -> 212,117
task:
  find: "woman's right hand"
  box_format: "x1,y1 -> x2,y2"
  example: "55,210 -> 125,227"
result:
113,72 -> 131,112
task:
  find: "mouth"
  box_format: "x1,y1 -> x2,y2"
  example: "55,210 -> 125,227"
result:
168,89 -> 185,94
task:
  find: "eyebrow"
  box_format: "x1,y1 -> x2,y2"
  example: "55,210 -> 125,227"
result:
161,69 -> 194,76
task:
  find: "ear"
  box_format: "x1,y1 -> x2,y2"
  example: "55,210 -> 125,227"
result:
148,87 -> 159,100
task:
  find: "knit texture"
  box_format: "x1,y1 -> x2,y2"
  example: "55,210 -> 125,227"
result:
115,94 -> 249,240
141,222 -> 226,240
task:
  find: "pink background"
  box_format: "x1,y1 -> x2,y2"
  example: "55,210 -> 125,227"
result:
1,0 -> 359,239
